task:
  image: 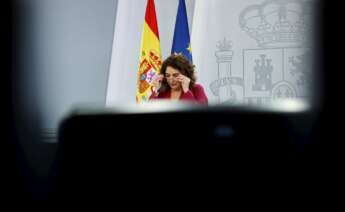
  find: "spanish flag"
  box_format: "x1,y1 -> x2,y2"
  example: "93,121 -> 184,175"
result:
136,0 -> 162,102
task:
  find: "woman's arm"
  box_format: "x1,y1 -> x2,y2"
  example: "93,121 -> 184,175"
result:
149,90 -> 159,100
193,84 -> 208,104
180,84 -> 208,104
149,75 -> 163,100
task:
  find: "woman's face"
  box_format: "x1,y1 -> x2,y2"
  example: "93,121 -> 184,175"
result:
165,66 -> 182,90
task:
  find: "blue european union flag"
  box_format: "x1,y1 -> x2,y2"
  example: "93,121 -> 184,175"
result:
171,0 -> 193,62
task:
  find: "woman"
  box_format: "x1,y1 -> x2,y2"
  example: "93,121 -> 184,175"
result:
150,54 -> 208,104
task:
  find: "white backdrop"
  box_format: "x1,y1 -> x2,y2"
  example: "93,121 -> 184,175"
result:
192,0 -> 313,106
107,0 -> 314,106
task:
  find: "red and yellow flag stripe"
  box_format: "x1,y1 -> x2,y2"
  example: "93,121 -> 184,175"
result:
136,0 -> 162,102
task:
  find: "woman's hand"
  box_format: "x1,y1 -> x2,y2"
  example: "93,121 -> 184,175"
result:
152,74 -> 163,92
177,75 -> 191,93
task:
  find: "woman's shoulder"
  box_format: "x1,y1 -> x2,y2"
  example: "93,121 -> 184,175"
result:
190,83 -> 208,103
156,88 -> 170,98
192,83 -> 205,90
191,83 -> 207,96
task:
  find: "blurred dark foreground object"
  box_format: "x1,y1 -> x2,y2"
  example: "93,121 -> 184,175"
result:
50,102 -> 328,205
